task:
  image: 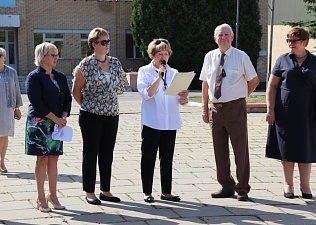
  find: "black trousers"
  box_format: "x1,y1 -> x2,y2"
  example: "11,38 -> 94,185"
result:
141,125 -> 176,194
79,110 -> 119,193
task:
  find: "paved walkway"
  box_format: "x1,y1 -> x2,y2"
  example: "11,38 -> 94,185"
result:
0,92 -> 315,225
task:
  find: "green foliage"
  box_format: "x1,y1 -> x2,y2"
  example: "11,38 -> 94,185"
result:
131,0 -> 262,89
304,0 -> 316,17
283,0 -> 316,38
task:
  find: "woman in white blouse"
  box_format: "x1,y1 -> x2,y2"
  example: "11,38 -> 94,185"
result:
137,38 -> 188,203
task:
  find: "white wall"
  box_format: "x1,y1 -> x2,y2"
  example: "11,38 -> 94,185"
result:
268,0 -> 316,71
268,25 -> 316,71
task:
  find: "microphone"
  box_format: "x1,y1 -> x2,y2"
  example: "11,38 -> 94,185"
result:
161,60 -> 166,77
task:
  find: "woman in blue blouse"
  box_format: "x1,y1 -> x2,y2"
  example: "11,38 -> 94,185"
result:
72,27 -> 127,205
266,27 -> 316,199
25,42 -> 72,212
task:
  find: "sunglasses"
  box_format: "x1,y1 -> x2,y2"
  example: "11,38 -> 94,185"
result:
155,39 -> 169,45
286,39 -> 301,44
95,39 -> 111,46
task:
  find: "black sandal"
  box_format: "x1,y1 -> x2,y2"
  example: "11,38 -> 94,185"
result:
160,195 -> 181,202
144,196 -> 155,203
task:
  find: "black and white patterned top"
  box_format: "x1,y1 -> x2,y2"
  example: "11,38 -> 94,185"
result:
77,54 -> 127,116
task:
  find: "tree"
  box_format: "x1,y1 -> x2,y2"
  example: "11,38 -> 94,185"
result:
283,0 -> 316,38
131,0 -> 262,89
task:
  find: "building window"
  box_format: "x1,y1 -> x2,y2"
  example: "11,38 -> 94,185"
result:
126,30 -> 141,59
81,33 -> 93,58
0,30 -> 17,66
34,33 -> 64,58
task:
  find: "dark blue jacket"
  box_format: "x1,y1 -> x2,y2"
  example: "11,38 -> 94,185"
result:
25,67 -> 72,118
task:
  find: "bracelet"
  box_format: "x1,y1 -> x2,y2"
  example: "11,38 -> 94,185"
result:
62,117 -> 66,119
14,108 -> 19,111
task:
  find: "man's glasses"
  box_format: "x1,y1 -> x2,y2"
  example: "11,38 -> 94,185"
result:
46,54 -> 59,59
155,39 -> 169,45
286,39 -> 301,44
95,39 -> 111,46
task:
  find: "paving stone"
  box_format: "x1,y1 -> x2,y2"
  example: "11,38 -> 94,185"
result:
1,93 -> 315,224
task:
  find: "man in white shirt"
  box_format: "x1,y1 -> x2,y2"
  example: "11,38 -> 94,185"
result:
200,23 -> 260,201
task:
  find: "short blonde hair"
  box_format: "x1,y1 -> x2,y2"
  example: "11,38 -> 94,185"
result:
88,27 -> 109,51
0,47 -> 6,57
147,38 -> 172,59
34,42 -> 58,66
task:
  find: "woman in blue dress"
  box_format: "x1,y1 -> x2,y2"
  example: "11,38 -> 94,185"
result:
266,27 -> 316,199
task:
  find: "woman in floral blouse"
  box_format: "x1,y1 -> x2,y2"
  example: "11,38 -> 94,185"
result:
72,27 -> 127,205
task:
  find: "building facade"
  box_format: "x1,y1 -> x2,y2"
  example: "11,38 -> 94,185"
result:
0,0 -> 143,78
0,0 -> 268,90
258,0 -> 268,88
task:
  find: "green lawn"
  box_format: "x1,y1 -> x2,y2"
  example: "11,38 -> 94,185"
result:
189,95 -> 266,103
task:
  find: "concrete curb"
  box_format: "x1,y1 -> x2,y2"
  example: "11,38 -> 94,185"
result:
188,102 -> 267,113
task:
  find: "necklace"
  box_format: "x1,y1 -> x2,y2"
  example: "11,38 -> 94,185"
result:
295,53 -> 307,59
96,56 -> 106,63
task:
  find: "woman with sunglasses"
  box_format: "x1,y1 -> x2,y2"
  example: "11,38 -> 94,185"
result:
137,38 -> 189,203
72,27 -> 127,205
25,42 -> 72,212
266,26 -> 316,199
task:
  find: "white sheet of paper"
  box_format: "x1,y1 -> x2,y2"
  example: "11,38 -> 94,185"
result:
164,72 -> 195,96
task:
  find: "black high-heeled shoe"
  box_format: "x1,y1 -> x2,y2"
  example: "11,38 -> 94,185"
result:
301,189 -> 313,199
284,192 -> 294,199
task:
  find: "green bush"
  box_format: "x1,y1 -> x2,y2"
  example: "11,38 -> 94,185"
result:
131,0 -> 262,90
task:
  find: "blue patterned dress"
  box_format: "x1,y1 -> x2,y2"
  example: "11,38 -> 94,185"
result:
25,67 -> 72,156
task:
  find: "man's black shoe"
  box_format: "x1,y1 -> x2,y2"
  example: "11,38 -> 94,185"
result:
211,190 -> 235,198
237,193 -> 249,201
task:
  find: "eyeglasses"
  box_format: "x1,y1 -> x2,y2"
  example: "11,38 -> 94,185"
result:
95,39 -> 111,46
286,39 -> 301,44
46,54 -> 59,59
155,39 -> 169,45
